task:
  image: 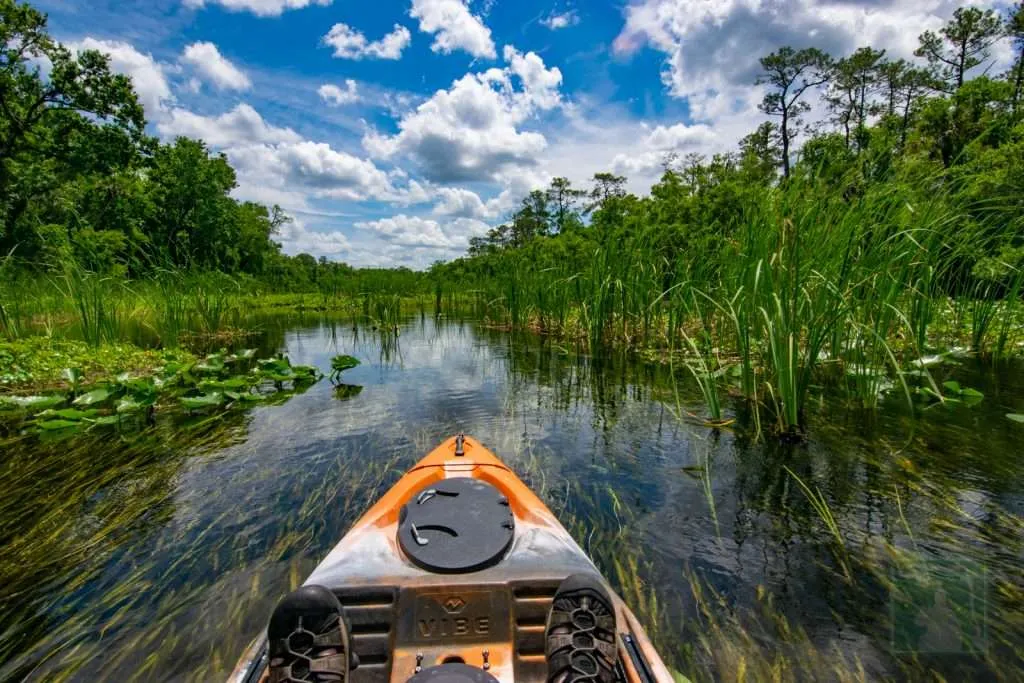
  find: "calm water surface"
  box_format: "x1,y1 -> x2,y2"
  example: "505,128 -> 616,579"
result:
1,315 -> 1022,681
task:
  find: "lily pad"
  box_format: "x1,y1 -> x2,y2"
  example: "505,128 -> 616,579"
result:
0,394 -> 66,411
39,408 -> 99,421
73,388 -> 112,407
37,419 -> 82,431
180,393 -> 226,410
330,355 -> 360,373
117,397 -> 143,414
1007,413 -> 1024,423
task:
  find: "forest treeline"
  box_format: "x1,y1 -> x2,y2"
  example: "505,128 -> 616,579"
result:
0,0 -> 380,289
2,0 -> 1024,300
433,4 -> 1024,292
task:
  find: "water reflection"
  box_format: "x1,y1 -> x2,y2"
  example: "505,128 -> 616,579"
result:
0,315 -> 1021,681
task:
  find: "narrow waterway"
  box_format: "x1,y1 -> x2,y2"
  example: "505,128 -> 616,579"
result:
1,314 -> 1021,682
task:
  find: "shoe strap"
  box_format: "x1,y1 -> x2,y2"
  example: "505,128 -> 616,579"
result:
309,653 -> 347,673
312,624 -> 344,647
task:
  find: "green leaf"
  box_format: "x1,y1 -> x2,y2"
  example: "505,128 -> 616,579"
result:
39,408 -> 98,420
258,358 -> 292,374
330,355 -> 360,372
37,419 -> 82,431
73,388 -> 111,407
89,415 -> 121,426
62,367 -> 83,385
942,380 -> 961,394
1007,413 -> 1024,423
116,397 -> 142,414
960,387 -> 984,399
194,361 -> 225,374
199,376 -> 250,391
180,392 -> 225,410
0,394 -> 66,411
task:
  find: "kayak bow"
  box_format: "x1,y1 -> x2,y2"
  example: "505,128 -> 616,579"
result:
230,435 -> 671,682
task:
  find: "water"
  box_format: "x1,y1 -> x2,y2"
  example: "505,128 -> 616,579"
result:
1,315 -> 1022,682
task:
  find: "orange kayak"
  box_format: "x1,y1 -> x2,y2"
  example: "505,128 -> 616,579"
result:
229,435 -> 672,682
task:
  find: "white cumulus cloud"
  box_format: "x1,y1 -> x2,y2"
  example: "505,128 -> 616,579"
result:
362,47 -> 562,183
323,23 -> 411,60
69,38 -> 173,117
541,10 -> 579,30
228,141 -> 395,201
181,42 -> 251,91
276,218 -> 352,258
157,103 -> 302,147
611,122 -> 718,175
183,0 -> 332,18
356,214 -> 456,249
409,0 -> 496,59
318,81 -> 360,106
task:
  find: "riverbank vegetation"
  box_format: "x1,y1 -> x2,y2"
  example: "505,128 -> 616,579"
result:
431,4 -> 1024,436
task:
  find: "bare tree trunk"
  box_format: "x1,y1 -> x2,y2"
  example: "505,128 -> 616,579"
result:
781,108 -> 791,178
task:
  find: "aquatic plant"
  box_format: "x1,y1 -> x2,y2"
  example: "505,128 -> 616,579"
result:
329,354 -> 360,382
0,349 -> 322,435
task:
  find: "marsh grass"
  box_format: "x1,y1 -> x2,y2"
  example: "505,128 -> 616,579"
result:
436,172 -> 1024,440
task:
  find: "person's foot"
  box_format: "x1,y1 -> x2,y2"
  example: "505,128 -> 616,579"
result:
267,585 -> 356,683
545,573 -> 619,683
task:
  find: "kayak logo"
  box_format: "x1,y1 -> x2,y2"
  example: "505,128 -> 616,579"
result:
443,596 -> 466,614
417,616 -> 490,639
413,591 -> 498,643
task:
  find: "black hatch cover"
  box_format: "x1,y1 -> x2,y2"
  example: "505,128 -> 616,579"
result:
398,479 -> 514,574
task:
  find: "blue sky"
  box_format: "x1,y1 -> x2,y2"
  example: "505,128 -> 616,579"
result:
32,0 -> 1013,267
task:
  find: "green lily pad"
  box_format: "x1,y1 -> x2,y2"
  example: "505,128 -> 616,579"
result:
39,408 -> 99,421
117,397 -> 144,414
225,390 -> 263,402
1007,413 -> 1024,423
37,419 -> 83,431
330,355 -> 360,373
73,388 -> 112,407
0,394 -> 66,411
180,392 -> 225,410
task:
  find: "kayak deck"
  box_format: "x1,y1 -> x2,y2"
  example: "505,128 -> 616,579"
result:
230,435 -> 670,682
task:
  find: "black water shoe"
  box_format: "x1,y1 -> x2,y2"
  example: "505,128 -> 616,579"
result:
545,573 -> 619,683
268,585 -> 357,683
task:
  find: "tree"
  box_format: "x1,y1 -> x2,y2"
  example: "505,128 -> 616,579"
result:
510,190 -> 551,246
878,60 -> 932,148
756,46 -> 833,178
1,0 -> 145,255
739,122 -> 780,183
826,47 -> 886,151
915,7 -> 1003,93
545,177 -> 584,234
1008,2 -> 1024,113
585,172 -> 626,214
146,138 -> 238,269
